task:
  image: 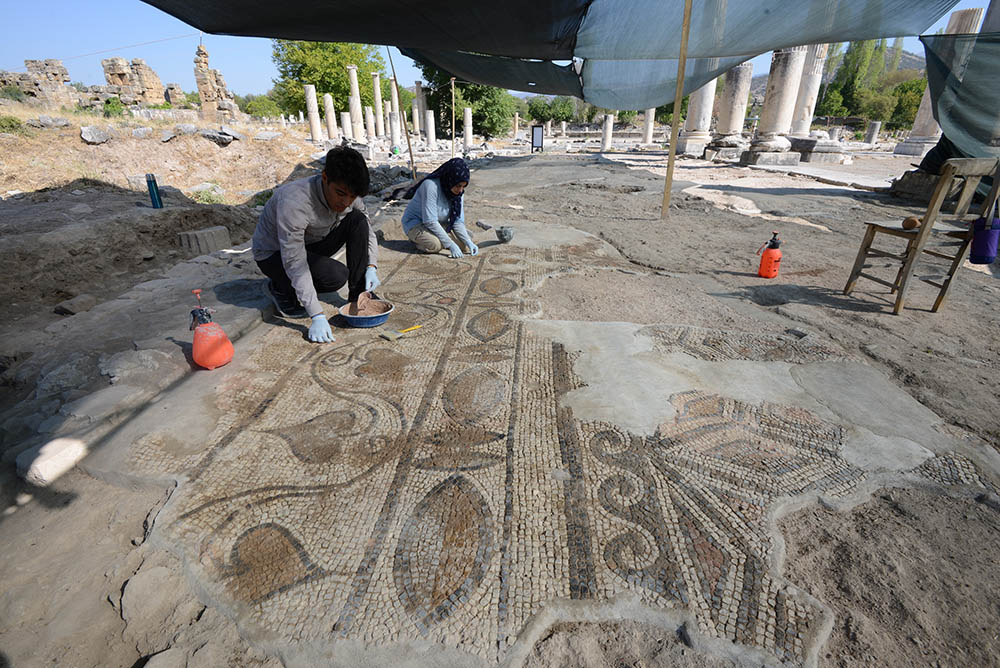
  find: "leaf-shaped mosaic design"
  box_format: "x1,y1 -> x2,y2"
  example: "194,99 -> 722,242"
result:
263,410 -> 360,464
226,523 -> 323,604
479,276 -> 517,297
441,365 -> 506,425
465,308 -> 510,342
393,475 -> 494,633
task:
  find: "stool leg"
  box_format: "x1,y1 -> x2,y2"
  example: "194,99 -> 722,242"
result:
845,225 -> 877,295
931,235 -> 975,312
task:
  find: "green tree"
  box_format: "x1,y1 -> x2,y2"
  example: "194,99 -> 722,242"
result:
888,77 -> 926,129
888,37 -> 904,73
271,40 -> 385,115
816,85 -> 848,117
548,96 -> 575,123
617,110 -> 638,125
527,96 -> 553,122
833,40 -> 877,113
654,96 -> 689,125
855,87 -> 896,121
245,96 -> 282,118
414,65 -> 515,139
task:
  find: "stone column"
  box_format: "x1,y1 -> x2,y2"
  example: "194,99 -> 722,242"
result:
280,114 -> 286,128
298,110 -> 304,124
676,78 -> 717,155
347,65 -> 364,140
601,114 -> 614,151
742,47 -> 807,165
513,113 -> 519,138
463,107 -> 473,151
322,93 -> 339,140
561,120 -> 568,137
643,108 -> 655,144
864,120 -> 881,145
544,120 -> 552,136
340,112 -> 353,140
895,8 -> 984,156
389,110 -> 401,148
389,78 -> 400,114
384,108 -> 391,137
425,109 -> 436,146
790,43 -> 830,137
713,62 -> 753,144
372,72 -> 385,137
304,84 -> 323,142
413,81 -> 423,135
365,106 -> 376,142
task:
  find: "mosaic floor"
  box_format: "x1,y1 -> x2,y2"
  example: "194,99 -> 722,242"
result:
127,240 -> 989,665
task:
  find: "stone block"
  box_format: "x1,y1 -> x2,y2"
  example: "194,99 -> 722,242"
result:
178,225 -> 231,254
174,123 -> 197,135
200,129 -> 233,146
740,150 -> 801,166
704,147 -> 744,161
16,437 -> 87,486
674,137 -> 709,156
800,151 -> 850,164
219,125 -> 244,140
253,131 -> 281,141
80,126 -> 110,145
54,294 -> 97,315
160,130 -> 176,143
132,126 -> 152,138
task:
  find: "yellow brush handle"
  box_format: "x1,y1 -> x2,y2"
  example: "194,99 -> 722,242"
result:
399,325 -> 423,333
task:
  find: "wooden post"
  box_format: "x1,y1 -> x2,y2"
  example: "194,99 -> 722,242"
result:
386,47 -> 416,179
661,0 -> 694,219
451,77 -> 456,158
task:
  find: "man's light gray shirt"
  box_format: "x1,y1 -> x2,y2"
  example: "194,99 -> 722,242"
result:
252,174 -> 378,317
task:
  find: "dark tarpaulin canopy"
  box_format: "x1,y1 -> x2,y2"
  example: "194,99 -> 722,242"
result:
143,0 -> 959,108
142,0 -> 590,60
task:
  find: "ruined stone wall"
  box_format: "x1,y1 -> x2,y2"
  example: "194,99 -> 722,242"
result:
193,45 -> 240,121
0,60 -> 79,108
98,57 -> 165,105
164,83 -> 185,106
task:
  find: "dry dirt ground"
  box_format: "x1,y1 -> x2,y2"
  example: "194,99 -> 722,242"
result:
1,110 -> 999,667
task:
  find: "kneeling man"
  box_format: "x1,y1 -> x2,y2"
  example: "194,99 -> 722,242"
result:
252,146 -> 380,343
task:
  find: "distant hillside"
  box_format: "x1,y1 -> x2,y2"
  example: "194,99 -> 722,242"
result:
747,48 -> 925,102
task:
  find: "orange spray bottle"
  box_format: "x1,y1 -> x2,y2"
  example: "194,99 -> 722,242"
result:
189,289 -> 234,370
757,231 -> 782,279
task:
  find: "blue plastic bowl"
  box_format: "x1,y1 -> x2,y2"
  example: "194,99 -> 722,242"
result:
338,300 -> 394,328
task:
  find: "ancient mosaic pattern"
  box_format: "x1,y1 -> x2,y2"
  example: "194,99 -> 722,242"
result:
129,245 -> 867,666
914,453 -> 1000,494
642,325 -> 849,363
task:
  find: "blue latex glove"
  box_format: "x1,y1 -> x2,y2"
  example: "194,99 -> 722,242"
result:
448,242 -> 464,259
308,314 -> 335,343
365,266 -> 380,291
466,241 -> 479,256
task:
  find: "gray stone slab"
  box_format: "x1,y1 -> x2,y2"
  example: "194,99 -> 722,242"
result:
80,126 -> 110,145
177,226 -> 231,255
740,150 -> 801,166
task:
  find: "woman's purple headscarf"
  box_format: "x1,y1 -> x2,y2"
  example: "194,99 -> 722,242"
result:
404,158 -> 470,229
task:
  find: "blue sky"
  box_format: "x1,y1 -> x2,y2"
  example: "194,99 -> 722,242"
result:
0,0 -> 986,97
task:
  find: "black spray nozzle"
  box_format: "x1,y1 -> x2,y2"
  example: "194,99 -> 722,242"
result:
190,306 -> 214,330
767,231 -> 781,249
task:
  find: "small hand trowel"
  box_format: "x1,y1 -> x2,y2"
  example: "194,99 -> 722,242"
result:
379,324 -> 422,342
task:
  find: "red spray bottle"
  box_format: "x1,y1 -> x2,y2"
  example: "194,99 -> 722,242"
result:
757,231 -> 782,279
189,289 -> 234,370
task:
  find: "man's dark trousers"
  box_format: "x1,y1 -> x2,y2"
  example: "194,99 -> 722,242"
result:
256,210 -> 370,308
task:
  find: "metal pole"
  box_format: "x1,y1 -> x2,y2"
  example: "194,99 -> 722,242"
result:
386,47 -> 416,178
661,0 -> 694,219
451,77 -> 456,158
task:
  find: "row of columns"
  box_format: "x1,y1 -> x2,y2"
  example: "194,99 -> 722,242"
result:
301,73 -> 479,153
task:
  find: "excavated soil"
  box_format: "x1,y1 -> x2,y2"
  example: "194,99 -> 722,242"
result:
779,487 -> 1000,668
